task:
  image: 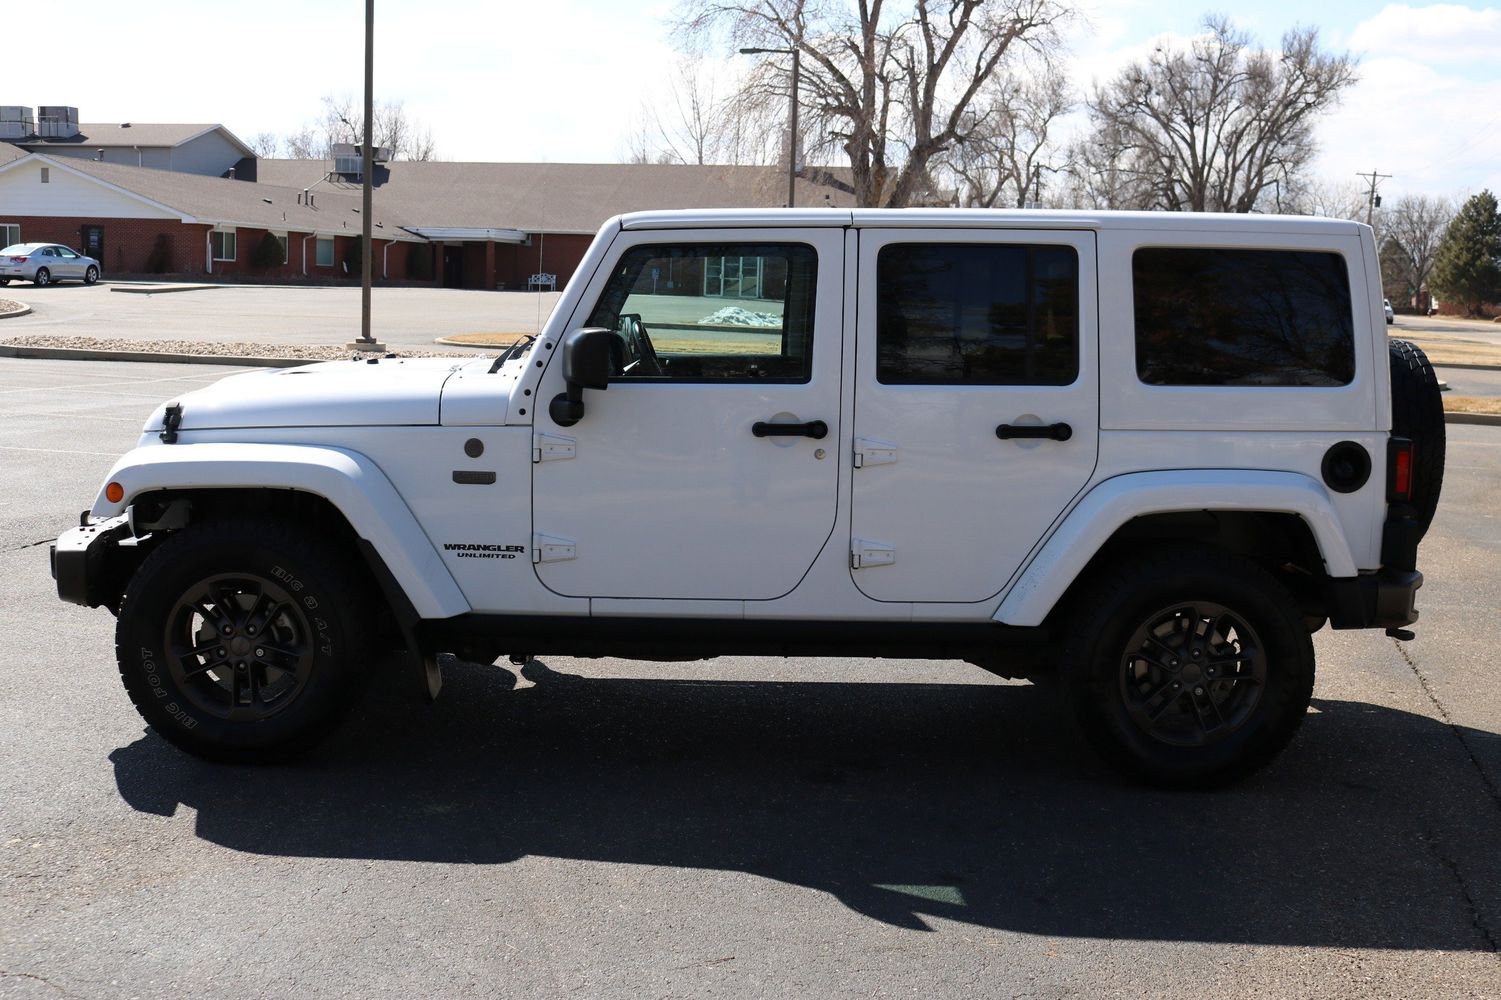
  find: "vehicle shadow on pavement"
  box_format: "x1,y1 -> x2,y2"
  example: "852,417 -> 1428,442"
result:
109,657 -> 1501,949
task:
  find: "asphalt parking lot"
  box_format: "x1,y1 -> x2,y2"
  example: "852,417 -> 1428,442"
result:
1,357 -> 1499,998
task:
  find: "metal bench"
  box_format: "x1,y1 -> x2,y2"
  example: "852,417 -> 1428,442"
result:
527,272 -> 557,291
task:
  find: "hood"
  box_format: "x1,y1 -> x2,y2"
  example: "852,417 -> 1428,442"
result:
141,357 -> 472,433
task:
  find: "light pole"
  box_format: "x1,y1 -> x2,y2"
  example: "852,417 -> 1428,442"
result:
739,45 -> 800,208
359,0 -> 375,347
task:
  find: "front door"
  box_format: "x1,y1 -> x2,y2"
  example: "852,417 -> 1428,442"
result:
82,225 -> 104,266
849,229 -> 1099,603
531,227 -> 845,600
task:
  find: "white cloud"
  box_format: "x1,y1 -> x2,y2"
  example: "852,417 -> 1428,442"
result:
1349,4 -> 1501,65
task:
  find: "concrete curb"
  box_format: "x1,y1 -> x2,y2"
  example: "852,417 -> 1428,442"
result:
0,304 -> 31,320
434,335 -> 525,348
109,284 -> 220,295
0,344 -> 310,368
1445,411 -> 1501,427
1431,361 -> 1501,372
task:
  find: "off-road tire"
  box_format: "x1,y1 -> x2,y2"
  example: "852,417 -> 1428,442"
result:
115,518 -> 377,762
1061,546 -> 1315,787
1388,338 -> 1445,536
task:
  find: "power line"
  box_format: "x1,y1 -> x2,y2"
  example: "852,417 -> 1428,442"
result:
1356,169 -> 1392,228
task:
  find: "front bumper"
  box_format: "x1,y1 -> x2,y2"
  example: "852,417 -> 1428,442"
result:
51,514 -> 131,607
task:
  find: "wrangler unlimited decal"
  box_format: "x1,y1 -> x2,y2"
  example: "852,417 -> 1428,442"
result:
443,543 -> 526,560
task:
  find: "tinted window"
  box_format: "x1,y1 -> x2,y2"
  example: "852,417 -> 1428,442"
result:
876,243 -> 1079,385
1133,247 -> 1355,386
586,243 -> 817,382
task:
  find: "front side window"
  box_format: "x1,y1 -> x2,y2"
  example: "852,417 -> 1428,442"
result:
1133,247 -> 1355,386
211,229 -> 236,261
585,242 -> 818,382
315,237 -> 335,267
876,243 -> 1080,385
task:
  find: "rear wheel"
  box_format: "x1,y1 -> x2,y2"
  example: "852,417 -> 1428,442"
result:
115,518 -> 378,762
1061,547 -> 1314,787
33,268 -> 50,287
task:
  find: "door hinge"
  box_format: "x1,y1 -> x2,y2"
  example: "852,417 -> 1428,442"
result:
532,534 -> 576,564
852,438 -> 896,469
532,433 -> 576,463
851,539 -> 896,569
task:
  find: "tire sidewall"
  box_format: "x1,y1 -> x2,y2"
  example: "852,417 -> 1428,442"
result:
34,268 -> 49,286
85,266 -> 98,285
1065,554 -> 1313,785
117,526 -> 362,759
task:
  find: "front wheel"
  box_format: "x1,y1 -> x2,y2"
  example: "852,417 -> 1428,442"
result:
1061,547 -> 1314,787
115,518 -> 378,762
84,265 -> 99,285
33,268 -> 50,287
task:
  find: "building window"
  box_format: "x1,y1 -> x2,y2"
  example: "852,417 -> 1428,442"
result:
270,233 -> 289,264
334,154 -> 362,178
0,224 -> 19,249
39,167 -> 49,184
211,229 -> 237,262
315,237 -> 335,267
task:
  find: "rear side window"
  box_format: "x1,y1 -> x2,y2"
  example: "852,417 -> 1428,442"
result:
877,243 -> 1079,385
1133,247 -> 1355,386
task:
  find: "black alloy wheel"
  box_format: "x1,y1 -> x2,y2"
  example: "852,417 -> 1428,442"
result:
1118,601 -> 1266,747
164,573 -> 315,722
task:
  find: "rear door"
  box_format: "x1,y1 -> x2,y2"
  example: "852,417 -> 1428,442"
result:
849,228 -> 1099,603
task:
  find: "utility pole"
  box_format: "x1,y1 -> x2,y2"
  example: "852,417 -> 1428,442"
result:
1356,169 -> 1392,229
739,45 -> 801,207
348,0 -> 384,352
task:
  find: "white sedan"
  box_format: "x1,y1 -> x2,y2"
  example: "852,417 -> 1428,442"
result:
0,243 -> 101,287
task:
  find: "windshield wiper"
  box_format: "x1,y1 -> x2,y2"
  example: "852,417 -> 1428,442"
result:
488,335 -> 537,374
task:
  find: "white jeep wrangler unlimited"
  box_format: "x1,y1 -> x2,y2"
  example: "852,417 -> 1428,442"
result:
53,209 -> 1444,785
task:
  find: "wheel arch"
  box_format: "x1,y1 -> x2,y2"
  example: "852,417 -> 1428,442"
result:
91,443 -> 469,622
993,471 -> 1357,628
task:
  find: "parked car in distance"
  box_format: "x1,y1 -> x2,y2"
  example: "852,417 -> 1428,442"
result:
0,243 -> 101,286
1384,298 -> 1394,324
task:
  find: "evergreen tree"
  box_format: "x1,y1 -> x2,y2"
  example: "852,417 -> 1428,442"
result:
1431,190 -> 1501,316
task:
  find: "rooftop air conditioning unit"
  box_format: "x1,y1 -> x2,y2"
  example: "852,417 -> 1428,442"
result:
0,106 -> 35,139
36,106 -> 80,138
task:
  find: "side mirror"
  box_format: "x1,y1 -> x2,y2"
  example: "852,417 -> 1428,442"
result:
548,327 -> 614,427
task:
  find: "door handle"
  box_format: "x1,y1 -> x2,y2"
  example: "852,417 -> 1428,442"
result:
753,419 -> 828,440
996,422 -> 1072,442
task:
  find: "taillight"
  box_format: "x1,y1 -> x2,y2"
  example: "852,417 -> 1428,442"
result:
10,256 -> 27,263
1388,437 -> 1414,503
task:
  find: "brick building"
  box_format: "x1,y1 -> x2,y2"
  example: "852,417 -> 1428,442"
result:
0,115 -> 856,291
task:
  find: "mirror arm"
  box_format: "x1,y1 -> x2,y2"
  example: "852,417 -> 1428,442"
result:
548,383 -> 586,427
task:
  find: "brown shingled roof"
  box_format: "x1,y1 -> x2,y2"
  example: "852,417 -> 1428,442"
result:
18,123 -> 251,153
254,160 -> 856,234
49,157 -> 419,239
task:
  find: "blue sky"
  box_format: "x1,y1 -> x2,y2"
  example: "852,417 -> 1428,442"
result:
7,1 -> 1499,202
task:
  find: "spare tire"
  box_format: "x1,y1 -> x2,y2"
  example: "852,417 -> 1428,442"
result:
1388,338 -> 1445,537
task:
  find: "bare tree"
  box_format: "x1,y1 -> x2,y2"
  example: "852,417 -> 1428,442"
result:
1383,194 -> 1453,310
248,132 -> 281,158
1283,178 -> 1367,221
283,125 -> 321,160
678,0 -> 1069,207
941,59 -> 1072,207
1082,16 -> 1356,213
275,96 -> 440,161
